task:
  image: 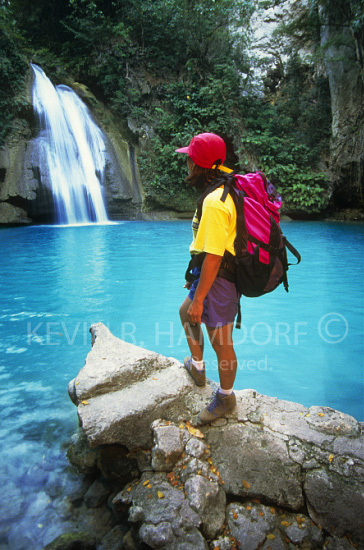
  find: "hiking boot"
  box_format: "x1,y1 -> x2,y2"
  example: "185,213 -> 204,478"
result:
184,356 -> 206,387
198,390 -> 236,424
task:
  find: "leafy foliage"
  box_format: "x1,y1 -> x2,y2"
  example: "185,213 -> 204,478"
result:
0,2 -> 28,144
0,0 -> 348,214
236,52 -> 332,212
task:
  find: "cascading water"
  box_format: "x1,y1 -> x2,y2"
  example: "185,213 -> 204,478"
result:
31,64 -> 109,225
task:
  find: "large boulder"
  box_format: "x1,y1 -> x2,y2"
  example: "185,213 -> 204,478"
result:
68,323 -> 216,449
67,323 -> 364,550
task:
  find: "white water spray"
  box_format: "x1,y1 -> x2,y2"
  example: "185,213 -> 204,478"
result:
31,64 -> 109,224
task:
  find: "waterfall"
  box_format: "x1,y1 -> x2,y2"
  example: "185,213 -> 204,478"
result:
31,64 -> 109,225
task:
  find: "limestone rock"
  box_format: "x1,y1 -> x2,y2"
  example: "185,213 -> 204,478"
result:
319,5 -> 364,207
184,474 -> 226,539
227,502 -> 324,550
84,478 -> 111,509
227,502 -> 276,550
0,202 -> 31,225
249,0 -> 312,93
98,525 -> 128,550
305,468 -> 364,543
67,430 -> 99,476
69,323 -> 214,449
151,422 -> 184,472
97,445 -> 140,483
207,422 -> 303,509
68,323 -> 364,549
115,472 -> 206,550
42,531 -> 98,550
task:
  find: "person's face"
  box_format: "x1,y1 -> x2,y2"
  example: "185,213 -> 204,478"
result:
187,157 -> 195,175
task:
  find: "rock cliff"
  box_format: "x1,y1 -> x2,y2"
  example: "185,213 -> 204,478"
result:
250,0 -> 364,209
319,6 -> 364,207
63,323 -> 364,550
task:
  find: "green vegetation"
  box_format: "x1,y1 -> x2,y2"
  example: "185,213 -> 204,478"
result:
0,1 -> 28,144
0,0 -> 363,213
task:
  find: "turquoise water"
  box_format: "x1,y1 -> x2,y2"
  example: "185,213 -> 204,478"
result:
0,220 -> 363,549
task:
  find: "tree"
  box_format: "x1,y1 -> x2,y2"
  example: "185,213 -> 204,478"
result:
0,1 -> 28,145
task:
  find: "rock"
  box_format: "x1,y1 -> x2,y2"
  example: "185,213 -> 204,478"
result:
70,323 -> 213,449
68,323 -> 364,549
67,430 -> 99,476
122,530 -> 137,550
139,522 -> 174,548
320,6 -> 364,206
115,472 -> 206,549
42,531 -> 97,550
0,114 -> 40,225
227,502 -> 276,550
98,525 -> 128,550
97,444 -> 140,483
249,0 -> 312,93
83,478 -> 111,508
151,422 -> 184,471
0,482 -> 23,522
227,503 -> 324,550
184,475 -> 226,539
207,422 -> 303,509
305,468 -> 364,544
325,538 -> 354,550
277,511 -> 323,548
0,202 -> 31,225
185,437 -> 207,459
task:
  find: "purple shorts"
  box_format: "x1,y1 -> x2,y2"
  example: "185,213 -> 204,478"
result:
188,270 -> 240,327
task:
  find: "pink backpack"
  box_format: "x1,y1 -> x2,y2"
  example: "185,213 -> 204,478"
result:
234,171 -> 282,266
187,171 -> 301,327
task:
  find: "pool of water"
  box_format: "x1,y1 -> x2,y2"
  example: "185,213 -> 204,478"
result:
0,220 -> 363,549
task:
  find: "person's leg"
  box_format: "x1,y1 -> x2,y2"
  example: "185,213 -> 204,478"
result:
206,323 -> 237,390
198,322 -> 237,423
179,296 -> 206,386
179,296 -> 204,361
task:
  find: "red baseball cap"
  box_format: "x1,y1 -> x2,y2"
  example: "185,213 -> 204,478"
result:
175,133 -> 226,169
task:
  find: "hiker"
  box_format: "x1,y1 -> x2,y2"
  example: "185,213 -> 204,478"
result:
176,133 -> 240,424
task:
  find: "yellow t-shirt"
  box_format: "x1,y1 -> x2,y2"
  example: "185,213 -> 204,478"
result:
189,186 -> 237,256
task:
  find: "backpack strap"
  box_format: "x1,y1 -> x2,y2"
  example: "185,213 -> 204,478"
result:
196,177 -> 228,220
247,234 -> 283,257
284,237 -> 301,265
222,184 -> 248,257
223,185 -> 247,330
184,252 -> 206,283
196,173 -> 238,220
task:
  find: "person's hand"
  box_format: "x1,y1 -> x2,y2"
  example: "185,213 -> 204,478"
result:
183,281 -> 192,290
187,299 -> 203,326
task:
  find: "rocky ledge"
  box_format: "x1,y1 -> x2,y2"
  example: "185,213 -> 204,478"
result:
61,323 -> 363,550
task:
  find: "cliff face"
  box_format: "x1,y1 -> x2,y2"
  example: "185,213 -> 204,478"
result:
0,69 -> 143,225
319,7 -> 364,207
63,323 -> 364,550
250,0 -> 364,210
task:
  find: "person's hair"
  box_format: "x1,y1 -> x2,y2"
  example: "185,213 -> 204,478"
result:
186,159 -> 221,188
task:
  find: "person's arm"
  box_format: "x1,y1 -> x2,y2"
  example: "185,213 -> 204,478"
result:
187,253 -> 222,325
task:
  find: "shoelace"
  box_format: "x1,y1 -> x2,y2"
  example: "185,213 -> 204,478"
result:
207,392 -> 222,412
